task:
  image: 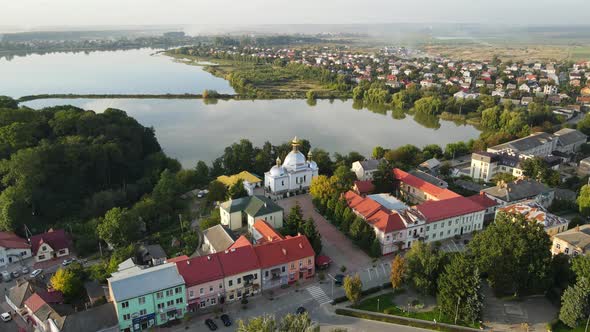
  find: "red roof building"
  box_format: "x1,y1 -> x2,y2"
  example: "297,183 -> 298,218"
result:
30,229 -> 72,263
414,196 -> 486,223
353,180 -> 375,196
174,254 -> 225,309
252,220 -> 284,245
394,168 -> 461,203
0,232 -> 31,266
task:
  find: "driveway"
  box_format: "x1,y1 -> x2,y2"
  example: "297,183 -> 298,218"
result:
276,194 -> 372,273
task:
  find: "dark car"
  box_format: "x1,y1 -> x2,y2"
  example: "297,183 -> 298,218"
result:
205,318 -> 218,331
220,314 -> 232,327
334,274 -> 345,286
296,306 -> 307,315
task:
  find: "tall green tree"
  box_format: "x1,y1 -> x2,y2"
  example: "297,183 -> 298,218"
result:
207,180 -> 228,203
469,211 -> 551,295
560,277 -> 590,328
228,179 -> 249,199
343,274 -> 363,305
302,217 -> 322,254
437,254 -> 483,324
578,185 -> 590,217
284,202 -> 304,236
97,207 -> 140,248
405,241 -> 448,295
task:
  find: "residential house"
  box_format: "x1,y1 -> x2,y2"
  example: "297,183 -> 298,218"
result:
353,180 -> 375,196
351,159 -> 382,181
136,244 -> 167,267
394,168 -> 460,204
254,234 -> 315,290
470,151 -> 526,182
481,179 -> 555,208
498,201 -> 569,237
418,158 -> 441,173
409,170 -> 448,189
0,232 -> 31,267
173,255 -> 225,312
55,303 -> 118,332
218,237 -> 261,302
219,195 -> 283,231
552,225 -> 590,256
108,263 -> 187,332
251,219 -> 284,245
202,225 -> 236,254
30,229 -> 72,263
217,171 -> 262,196
487,132 -> 557,157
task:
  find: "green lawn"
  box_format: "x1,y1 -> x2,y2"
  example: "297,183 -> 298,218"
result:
352,292 -> 479,329
552,321 -> 587,332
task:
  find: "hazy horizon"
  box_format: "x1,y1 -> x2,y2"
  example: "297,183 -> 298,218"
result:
3,0 -> 590,30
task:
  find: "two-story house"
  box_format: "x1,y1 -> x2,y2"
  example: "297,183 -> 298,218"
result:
0,232 -> 31,267
552,225 -> 590,256
108,263 -> 186,332
218,237 -> 261,302
219,195 -> 283,231
351,159 -> 382,181
29,229 -> 71,263
172,255 -> 225,312
394,168 -> 460,204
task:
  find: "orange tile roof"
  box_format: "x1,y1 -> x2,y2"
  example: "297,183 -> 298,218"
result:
393,168 -> 461,201
252,219 -> 284,244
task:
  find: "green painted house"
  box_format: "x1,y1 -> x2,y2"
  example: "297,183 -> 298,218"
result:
108,262 -> 187,332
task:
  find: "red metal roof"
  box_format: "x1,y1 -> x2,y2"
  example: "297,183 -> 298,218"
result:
218,241 -> 260,276
0,232 -> 30,249
344,191 -> 384,219
415,196 -> 486,222
252,219 -> 284,244
24,293 -> 47,313
366,209 -> 406,233
345,191 -> 405,234
393,168 -> 461,201
229,235 -> 253,249
254,235 -> 314,268
167,255 -> 189,263
30,229 -> 71,255
354,180 -> 375,195
466,193 -> 498,209
174,254 -> 225,287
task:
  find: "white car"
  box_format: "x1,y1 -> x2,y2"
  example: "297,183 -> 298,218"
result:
0,312 -> 11,322
62,258 -> 76,266
30,269 -> 43,278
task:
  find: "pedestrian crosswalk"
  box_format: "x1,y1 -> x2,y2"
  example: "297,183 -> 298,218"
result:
306,285 -> 331,305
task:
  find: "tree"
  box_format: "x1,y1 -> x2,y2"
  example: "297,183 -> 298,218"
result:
578,113 -> 590,136
372,146 -> 386,159
437,253 -> 483,324
310,175 -> 336,202
97,207 -> 140,248
422,144 -> 443,160
237,313 -> 318,332
332,165 -> 356,193
284,202 -> 304,236
279,313 -> 319,332
343,274 -> 363,305
559,277 -> 590,328
207,180 -> 228,203
578,185 -> 590,217
302,217 -> 322,254
50,266 -> 84,301
572,255 -> 590,282
229,179 -> 249,199
405,241 -> 447,295
469,211 -> 551,295
237,314 -> 277,332
152,169 -> 183,213
390,255 -> 406,291
373,161 -> 395,193
370,238 -> 381,257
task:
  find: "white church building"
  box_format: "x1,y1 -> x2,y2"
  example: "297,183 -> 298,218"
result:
264,137 -> 319,198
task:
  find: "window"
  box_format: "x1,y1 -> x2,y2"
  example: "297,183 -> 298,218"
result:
574,251 -> 579,257
157,303 -> 164,310
433,224 -> 437,230
556,243 -> 561,249
167,300 -> 174,306
189,290 -> 194,298
229,280 -> 233,287
440,231 -> 443,237
265,270 -> 269,278
307,258 -> 312,265
254,274 -> 258,280
138,297 -> 145,305
237,277 -> 241,284
123,314 -> 130,320
219,283 -> 223,289
565,248 -> 570,254
140,309 -> 147,316
121,301 -> 129,309
175,287 -> 182,294
448,221 -> 451,226
200,288 -> 204,295
211,298 -> 217,305
229,294 -> 234,300
426,226 -> 430,231
447,230 -> 451,235
156,291 -> 163,299
433,233 -> 436,239
299,260 -> 303,268
282,266 -> 286,273
38,254 -> 45,260
200,301 -> 206,308
176,298 -> 183,304
291,263 -> 295,269
209,286 -> 213,292
237,290 -> 242,298
166,289 -> 173,297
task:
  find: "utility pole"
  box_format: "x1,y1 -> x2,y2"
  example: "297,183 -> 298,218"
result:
455,296 -> 461,325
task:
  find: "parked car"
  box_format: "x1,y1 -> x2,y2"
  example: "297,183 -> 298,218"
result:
296,306 -> 307,315
220,314 -> 232,327
21,266 -> 29,274
11,271 -> 19,278
205,318 -> 218,331
62,258 -> 76,266
1,271 -> 10,282
30,269 -> 43,279
334,274 -> 344,286
0,312 -> 11,322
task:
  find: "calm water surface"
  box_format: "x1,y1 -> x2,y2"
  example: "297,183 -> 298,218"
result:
0,48 -> 234,97
23,98 -> 480,167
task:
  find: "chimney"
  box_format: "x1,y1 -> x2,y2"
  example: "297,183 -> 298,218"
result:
230,248 -> 236,252
299,243 -> 303,249
207,256 -> 211,260
282,248 -> 287,256
224,250 -> 229,254
187,260 -> 190,265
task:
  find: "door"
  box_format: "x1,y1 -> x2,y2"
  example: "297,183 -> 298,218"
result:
460,227 -> 464,235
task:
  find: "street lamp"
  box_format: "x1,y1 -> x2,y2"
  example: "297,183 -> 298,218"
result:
377,298 -> 380,312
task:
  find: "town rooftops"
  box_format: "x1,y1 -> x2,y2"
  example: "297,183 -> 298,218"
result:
488,132 -> 555,153
466,193 -> 499,209
554,128 -> 587,147
368,194 -> 408,212
252,219 -> 284,244
554,225 -> 590,252
498,200 -> 569,229
0,231 -> 29,250
218,238 -> 260,276
203,224 -> 236,252
355,159 -> 381,171
409,170 -> 447,188
174,254 -> 225,287
6,280 -> 34,308
220,195 -> 282,217
414,196 -> 486,223
481,179 -> 551,203
217,171 -> 262,187
254,235 -> 314,268
419,158 -> 441,170
108,262 -> 184,302
60,302 -> 118,332
344,191 -> 384,219
353,180 -> 375,195
30,229 -> 71,254
393,168 -> 460,201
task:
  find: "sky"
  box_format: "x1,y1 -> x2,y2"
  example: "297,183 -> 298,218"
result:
2,0 -> 589,29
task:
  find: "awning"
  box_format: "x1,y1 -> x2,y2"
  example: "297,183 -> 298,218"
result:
315,255 -> 332,267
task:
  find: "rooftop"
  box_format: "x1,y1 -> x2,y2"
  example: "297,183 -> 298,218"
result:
415,196 -> 486,223
481,179 -> 551,202
252,219 -> 284,244
174,254 -> 225,287
217,171 -> 262,187
498,200 -> 569,229
108,263 -> 184,302
218,238 -> 260,276
0,232 -> 30,249
220,195 -> 282,217
203,224 -> 236,252
554,225 -> 590,251
393,168 -> 460,201
488,132 -> 555,153
368,194 -> 408,212
30,229 -> 71,254
254,235 -> 314,268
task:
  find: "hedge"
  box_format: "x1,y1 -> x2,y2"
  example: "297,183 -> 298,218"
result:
335,307 -> 481,332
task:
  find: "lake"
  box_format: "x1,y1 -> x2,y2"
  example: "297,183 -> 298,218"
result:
0,48 -> 235,98
23,98 -> 480,167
